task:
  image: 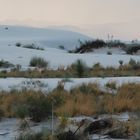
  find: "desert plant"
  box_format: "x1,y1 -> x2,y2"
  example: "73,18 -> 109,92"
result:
125,45 -> 140,55
28,95 -> 51,122
22,44 -> 44,50
0,60 -> 14,68
74,59 -> 87,78
58,116 -> 69,130
119,60 -> 123,66
15,105 -> 29,119
68,50 -> 75,53
129,59 -> 140,70
59,45 -> 65,50
70,83 -> 101,96
93,62 -> 103,70
16,42 -> 22,47
105,81 -> 117,91
129,59 -> 137,66
29,57 -> 48,68
75,39 -> 106,53
107,51 -> 112,55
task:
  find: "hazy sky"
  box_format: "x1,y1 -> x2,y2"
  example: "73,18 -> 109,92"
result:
0,0 -> 140,39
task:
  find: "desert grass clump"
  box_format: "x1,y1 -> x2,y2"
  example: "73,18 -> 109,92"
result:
72,59 -> 87,78
129,59 -> 140,70
58,45 -> 65,50
75,39 -> 106,53
61,82 -> 140,115
92,62 -> 104,70
0,90 -> 52,121
56,83 -> 105,116
119,60 -> 124,66
15,42 -> 22,47
29,57 -> 48,68
47,88 -> 68,108
125,45 -> 140,55
105,81 -> 117,93
107,51 -> 112,55
116,83 -> 140,111
56,93 -> 97,117
15,104 -> 29,120
0,60 -> 14,68
70,83 -> 102,96
103,83 -> 140,113
58,116 -> 69,130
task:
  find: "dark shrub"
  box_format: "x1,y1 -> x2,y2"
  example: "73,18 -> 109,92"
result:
0,60 -> 14,68
129,59 -> 140,70
72,59 -> 87,78
15,105 -> 29,119
59,45 -> 65,50
29,57 -> 48,68
125,45 -> 140,54
119,60 -> 123,66
93,63 -> 103,70
107,51 -> 112,55
16,42 -> 22,47
22,44 -> 44,50
27,94 -> 51,122
75,39 -> 106,53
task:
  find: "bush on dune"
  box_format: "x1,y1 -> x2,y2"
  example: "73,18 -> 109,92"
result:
29,57 -> 49,68
0,60 -> 14,68
125,45 -> 140,55
75,39 -> 106,53
71,59 -> 87,78
15,43 -> 44,50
